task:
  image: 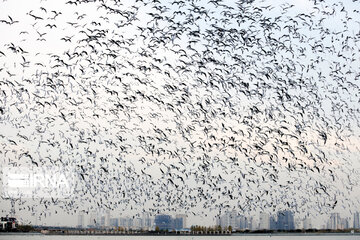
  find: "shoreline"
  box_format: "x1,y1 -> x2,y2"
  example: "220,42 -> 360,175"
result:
1,231 -> 360,236
233,232 -> 360,236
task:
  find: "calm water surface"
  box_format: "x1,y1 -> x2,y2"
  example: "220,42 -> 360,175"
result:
1,234 -> 360,240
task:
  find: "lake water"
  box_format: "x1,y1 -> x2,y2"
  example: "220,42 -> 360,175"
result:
1,234 -> 360,240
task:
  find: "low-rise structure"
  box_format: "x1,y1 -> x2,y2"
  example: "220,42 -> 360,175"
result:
0,217 -> 18,231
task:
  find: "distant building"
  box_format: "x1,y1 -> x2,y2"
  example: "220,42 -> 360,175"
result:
259,212 -> 270,230
270,215 -> 277,230
77,214 -> 84,228
235,215 -> 242,229
294,218 -> 302,230
0,217 -> 18,231
117,215 -> 154,230
327,213 -> 349,229
142,213 -> 153,230
100,216 -> 106,227
328,213 -> 340,230
119,217 -> 126,228
277,210 -> 295,230
173,217 -> 183,230
216,213 -> 229,229
229,210 -> 237,230
248,216 -> 255,230
354,212 -> 360,229
133,218 -> 143,230
119,217 -> 126,229
88,212 -> 97,227
216,211 -> 253,230
175,214 -> 187,228
303,217 -> 312,229
105,210 -> 111,227
119,217 -> 134,229
328,215 -> 349,230
110,218 -> 118,228
341,217 -> 349,229
235,215 -> 253,230
155,215 -> 172,230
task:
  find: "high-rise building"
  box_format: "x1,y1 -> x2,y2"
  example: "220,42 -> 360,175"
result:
155,215 -> 172,230
216,212 -> 257,231
119,217 -> 126,228
328,213 -> 340,230
127,218 -> 134,229
341,217 -> 349,229
100,216 -> 106,227
105,210 -> 111,227
133,218 -> 143,230
354,212 -> 360,229
237,215 -> 251,230
229,210 -> 237,230
77,214 -> 84,228
96,210 -> 104,227
277,210 -> 295,230
294,217 -> 302,230
173,217 -> 183,230
236,215 -> 243,230
142,213 -> 153,230
303,217 -> 312,229
216,211 -> 242,230
88,211 -> 97,227
248,216 -> 255,230
259,212 -> 270,230
270,215 -> 277,230
235,215 -> 241,229
216,213 -> 229,229
119,217 -> 132,229
175,214 -> 187,228
110,218 -> 118,227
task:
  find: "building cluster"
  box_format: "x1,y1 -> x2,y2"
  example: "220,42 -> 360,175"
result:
0,217 -> 18,231
216,210 -> 254,230
216,210 -> 299,231
77,211 -> 186,231
323,212 -> 360,230
154,214 -> 187,231
217,211 -> 360,231
326,212 -> 354,230
76,211 -> 360,231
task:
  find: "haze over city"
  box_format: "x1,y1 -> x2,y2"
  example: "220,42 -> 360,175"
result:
0,0 -> 359,232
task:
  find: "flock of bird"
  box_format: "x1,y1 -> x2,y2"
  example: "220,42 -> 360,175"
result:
0,0 -> 359,222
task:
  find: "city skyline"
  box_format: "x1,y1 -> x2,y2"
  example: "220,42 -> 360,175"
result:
1,0 -> 360,231
10,209 -> 360,231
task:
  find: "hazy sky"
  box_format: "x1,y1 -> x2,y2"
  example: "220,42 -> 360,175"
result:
0,0 -> 359,228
